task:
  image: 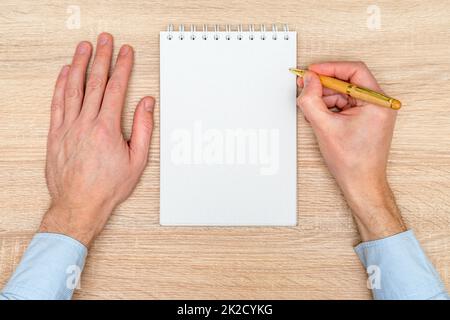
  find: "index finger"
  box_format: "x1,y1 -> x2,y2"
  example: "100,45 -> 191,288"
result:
308,61 -> 382,92
99,44 -> 134,129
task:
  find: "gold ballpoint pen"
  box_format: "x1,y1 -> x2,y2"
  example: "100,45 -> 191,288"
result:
289,68 -> 402,110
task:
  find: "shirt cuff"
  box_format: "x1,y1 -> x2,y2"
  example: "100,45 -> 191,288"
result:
1,233 -> 87,300
355,230 -> 449,300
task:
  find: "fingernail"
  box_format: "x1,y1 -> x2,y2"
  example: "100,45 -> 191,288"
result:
303,73 -> 311,86
144,98 -> 154,112
61,65 -> 70,75
99,34 -> 109,45
120,45 -> 130,56
77,42 -> 89,54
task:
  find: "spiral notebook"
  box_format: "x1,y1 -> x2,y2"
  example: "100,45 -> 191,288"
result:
160,25 -> 297,225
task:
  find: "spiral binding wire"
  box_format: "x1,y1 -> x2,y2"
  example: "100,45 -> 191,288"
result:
249,24 -> 255,40
167,24 -> 174,40
214,24 -> 219,40
166,24 -> 291,41
190,25 -> 196,40
237,24 -> 243,40
179,24 -> 184,40
202,24 -> 208,40
225,25 -> 231,40
272,24 -> 278,40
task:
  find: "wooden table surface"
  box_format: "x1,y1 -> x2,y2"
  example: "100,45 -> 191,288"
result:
1,0 -> 449,299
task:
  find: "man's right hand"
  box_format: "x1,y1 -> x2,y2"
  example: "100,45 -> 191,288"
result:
296,61 -> 406,241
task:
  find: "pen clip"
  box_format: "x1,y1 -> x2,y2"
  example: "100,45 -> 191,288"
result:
353,86 -> 390,102
353,86 -> 401,110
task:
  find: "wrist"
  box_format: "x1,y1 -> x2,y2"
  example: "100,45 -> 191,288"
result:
342,179 -> 407,242
39,201 -> 113,247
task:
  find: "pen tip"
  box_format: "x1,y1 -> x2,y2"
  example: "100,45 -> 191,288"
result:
289,68 -> 305,76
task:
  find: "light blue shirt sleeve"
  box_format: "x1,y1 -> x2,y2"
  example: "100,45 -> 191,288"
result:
2,229 -> 448,300
355,230 -> 449,300
0,233 -> 87,300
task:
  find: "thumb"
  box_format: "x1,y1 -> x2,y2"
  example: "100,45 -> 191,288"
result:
297,71 -> 332,125
129,96 -> 155,168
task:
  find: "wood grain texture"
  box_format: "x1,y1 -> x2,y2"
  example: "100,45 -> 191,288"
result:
0,0 -> 449,299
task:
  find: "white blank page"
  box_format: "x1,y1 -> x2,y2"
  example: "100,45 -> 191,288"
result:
160,30 -> 297,225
